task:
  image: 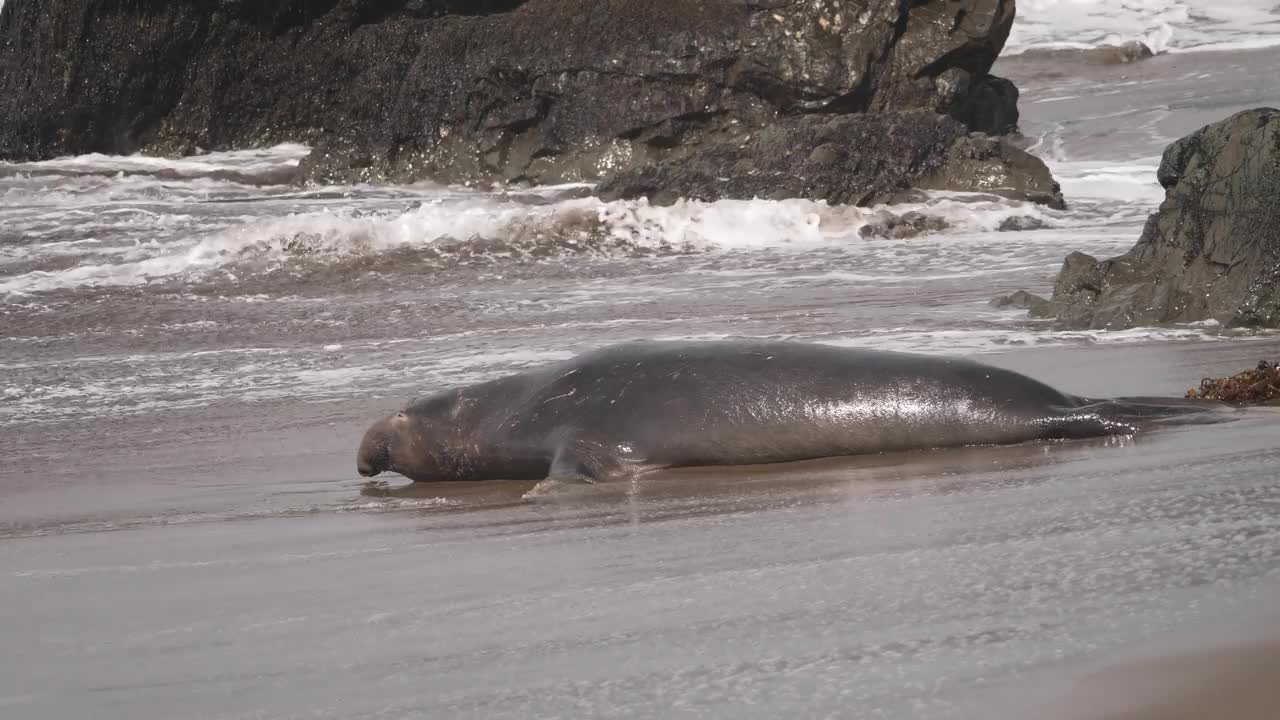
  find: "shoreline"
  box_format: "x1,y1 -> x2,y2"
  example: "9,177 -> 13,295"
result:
4,336 -> 1278,537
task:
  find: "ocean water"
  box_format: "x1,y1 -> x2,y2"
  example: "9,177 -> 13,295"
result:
3,7 -> 1280,720
7,33 -> 1280,428
0,145 -> 1236,427
1007,0 -> 1280,53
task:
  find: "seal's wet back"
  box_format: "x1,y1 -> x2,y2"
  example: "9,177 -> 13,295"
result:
356,341 -> 1223,493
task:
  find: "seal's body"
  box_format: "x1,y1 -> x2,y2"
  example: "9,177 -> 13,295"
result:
357,341 -> 1215,489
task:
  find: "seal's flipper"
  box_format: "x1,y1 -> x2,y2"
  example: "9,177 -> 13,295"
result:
1038,396 -> 1235,441
1068,397 -> 1235,431
522,437 -> 643,501
1039,413 -> 1139,439
551,436 -> 642,482
523,475 -> 598,500
547,446 -> 604,484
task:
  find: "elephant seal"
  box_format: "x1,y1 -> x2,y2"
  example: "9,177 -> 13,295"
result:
356,340 -> 1220,492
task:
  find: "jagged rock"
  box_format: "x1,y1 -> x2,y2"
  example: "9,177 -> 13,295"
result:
1017,41 -> 1155,66
866,0 -> 1019,136
950,75 -> 1022,137
859,210 -> 950,240
991,290 -> 1053,317
998,215 -> 1049,232
598,112 -> 1064,207
0,0 -> 1029,198
916,131 -> 1066,208
1092,41 -> 1156,65
1045,108 -> 1280,329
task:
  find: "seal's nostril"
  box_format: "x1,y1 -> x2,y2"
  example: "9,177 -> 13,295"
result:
357,420 -> 394,478
357,456 -> 382,477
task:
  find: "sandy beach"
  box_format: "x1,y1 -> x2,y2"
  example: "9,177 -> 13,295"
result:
1027,611 -> 1280,720
3,338 -> 1279,718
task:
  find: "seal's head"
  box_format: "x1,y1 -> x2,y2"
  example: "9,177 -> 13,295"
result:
357,413 -> 406,478
358,391 -> 474,481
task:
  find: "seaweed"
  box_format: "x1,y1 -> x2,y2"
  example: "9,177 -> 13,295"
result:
1186,361 -> 1280,405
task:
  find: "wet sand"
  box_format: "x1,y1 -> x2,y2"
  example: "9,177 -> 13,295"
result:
1026,614 -> 1280,720
3,340 -> 1279,719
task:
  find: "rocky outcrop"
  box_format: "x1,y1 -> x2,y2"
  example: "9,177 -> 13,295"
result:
991,290 -> 1052,316
1015,41 -> 1155,66
0,0 -> 1038,200
1044,108 -> 1280,328
598,111 -> 1063,207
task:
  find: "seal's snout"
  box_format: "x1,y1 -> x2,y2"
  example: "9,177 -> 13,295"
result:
357,456 -> 381,477
356,417 -> 393,478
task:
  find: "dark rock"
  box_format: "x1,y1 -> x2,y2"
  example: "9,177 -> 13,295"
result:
867,0 -> 1019,134
1047,251 -> 1113,327
951,75 -> 1021,137
1093,41 -> 1157,65
916,131 -> 1066,208
859,210 -> 950,240
998,215 -> 1050,232
990,290 -> 1053,318
598,112 -> 1064,207
1045,108 -> 1280,329
1016,41 -> 1155,66
0,0 -> 1030,196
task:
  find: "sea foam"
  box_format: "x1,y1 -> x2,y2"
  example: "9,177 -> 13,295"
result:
1007,0 -> 1280,55
0,185 -> 1078,295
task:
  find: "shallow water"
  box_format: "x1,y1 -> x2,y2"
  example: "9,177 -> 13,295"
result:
3,10 -> 1280,720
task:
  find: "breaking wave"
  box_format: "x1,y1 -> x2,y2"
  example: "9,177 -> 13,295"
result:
1007,0 -> 1280,55
1,186 -> 1077,295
